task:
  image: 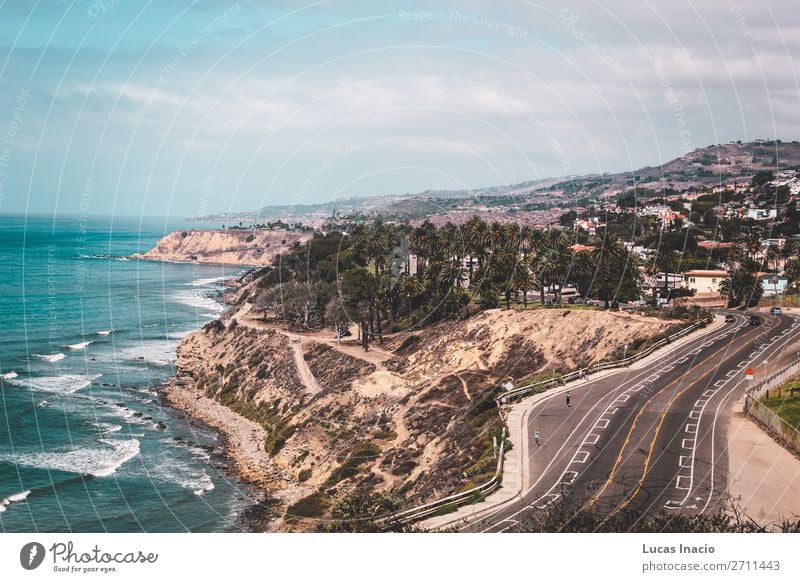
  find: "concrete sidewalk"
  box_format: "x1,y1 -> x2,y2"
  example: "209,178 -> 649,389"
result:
727,402 -> 800,527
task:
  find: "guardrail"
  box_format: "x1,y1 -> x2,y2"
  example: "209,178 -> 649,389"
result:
380,434 -> 506,527
744,355 -> 800,457
379,317 -> 712,527
499,318 -> 710,404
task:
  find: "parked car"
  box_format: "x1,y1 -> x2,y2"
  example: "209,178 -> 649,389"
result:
770,306 -> 783,315
724,314 -> 735,323
749,315 -> 760,326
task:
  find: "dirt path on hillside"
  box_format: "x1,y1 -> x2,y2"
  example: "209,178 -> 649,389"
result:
289,338 -> 321,395
235,303 -> 395,370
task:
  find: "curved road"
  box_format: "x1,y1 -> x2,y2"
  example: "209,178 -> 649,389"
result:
470,311 -> 800,532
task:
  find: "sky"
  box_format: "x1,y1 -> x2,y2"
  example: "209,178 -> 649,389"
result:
0,0 -> 797,218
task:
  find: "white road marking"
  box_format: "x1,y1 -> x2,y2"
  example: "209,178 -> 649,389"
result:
676,475 -> 691,490
617,395 -> 630,403
595,419 -> 610,429
679,455 -> 691,468
682,438 -> 695,449
574,451 -> 590,463
563,471 -> 578,484
689,410 -> 701,420
685,423 -> 698,433
583,434 -> 600,445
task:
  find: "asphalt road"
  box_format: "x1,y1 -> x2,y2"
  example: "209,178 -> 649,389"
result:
471,311 -> 800,532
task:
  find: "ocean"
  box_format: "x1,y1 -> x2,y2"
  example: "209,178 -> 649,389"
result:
0,214 -> 257,532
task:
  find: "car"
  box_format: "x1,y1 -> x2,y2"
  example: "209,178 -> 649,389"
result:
724,314 -> 735,323
749,315 -> 760,326
770,306 -> 783,315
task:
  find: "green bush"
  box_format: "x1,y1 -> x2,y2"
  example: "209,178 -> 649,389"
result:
285,492 -> 330,520
325,441 -> 381,487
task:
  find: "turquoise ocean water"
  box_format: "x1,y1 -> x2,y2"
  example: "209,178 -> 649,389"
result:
0,214 -> 256,532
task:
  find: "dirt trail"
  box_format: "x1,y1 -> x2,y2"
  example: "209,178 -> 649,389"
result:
235,303 -> 394,370
289,338 -> 321,395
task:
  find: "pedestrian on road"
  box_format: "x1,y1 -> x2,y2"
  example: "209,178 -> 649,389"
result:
566,392 -> 571,407
534,430 -> 541,446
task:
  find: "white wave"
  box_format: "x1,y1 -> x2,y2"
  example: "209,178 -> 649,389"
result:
186,275 -> 231,287
146,458 -> 215,496
1,371 -> 18,380
165,329 -> 195,341
92,422 -> 122,435
171,289 -> 225,313
96,330 -> 112,336
114,341 -> 176,367
10,439 -> 140,478
34,353 -> 65,363
10,374 -> 101,394
1,490 -> 31,511
67,341 -> 93,350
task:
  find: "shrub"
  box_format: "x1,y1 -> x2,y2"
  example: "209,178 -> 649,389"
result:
285,492 -> 330,520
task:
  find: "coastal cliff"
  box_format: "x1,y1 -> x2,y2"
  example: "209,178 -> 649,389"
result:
132,229 -> 312,266
163,305 -> 680,531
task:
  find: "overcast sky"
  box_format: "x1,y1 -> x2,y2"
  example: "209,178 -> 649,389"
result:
0,0 -> 797,217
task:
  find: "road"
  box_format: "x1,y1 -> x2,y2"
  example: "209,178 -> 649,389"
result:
468,310 -> 800,532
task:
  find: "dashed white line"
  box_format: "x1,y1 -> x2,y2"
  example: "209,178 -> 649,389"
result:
583,434 -> 600,445
574,451 -> 590,463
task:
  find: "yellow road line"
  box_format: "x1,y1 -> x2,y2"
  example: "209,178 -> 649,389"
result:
583,322 -> 764,512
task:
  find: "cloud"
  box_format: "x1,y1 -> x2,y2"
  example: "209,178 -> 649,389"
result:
0,0 -> 797,216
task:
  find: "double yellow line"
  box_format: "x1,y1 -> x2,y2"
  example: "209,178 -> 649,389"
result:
583,320 -> 766,515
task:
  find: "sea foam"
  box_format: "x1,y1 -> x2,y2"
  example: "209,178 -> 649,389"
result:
12,439 -> 140,478
67,341 -> 93,350
11,374 -> 101,394
34,353 -> 66,363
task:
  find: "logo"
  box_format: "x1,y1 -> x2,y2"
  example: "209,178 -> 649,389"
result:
20,542 -> 46,570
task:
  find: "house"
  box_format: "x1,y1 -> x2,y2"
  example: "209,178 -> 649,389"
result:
697,240 -> 735,251
758,273 -> 789,296
746,208 -> 777,220
683,270 -> 729,295
643,272 -> 684,291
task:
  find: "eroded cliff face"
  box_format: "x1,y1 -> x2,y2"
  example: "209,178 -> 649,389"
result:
132,229 -> 311,266
167,307 -> 680,530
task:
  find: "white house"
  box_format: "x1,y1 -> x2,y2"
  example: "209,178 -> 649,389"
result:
759,273 -> 789,296
643,272 -> 683,291
746,208 -> 778,220
684,270 -> 729,295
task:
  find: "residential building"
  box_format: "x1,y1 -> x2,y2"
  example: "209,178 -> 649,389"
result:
759,273 -> 789,296
683,270 -> 729,295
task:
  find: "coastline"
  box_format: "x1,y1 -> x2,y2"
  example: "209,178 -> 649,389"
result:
160,376 -> 289,496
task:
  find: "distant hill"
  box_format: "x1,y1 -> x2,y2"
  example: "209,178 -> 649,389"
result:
192,140 -> 800,224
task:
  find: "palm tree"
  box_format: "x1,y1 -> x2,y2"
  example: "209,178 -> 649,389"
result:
648,248 -> 680,300
592,234 -> 625,308
571,250 -> 595,299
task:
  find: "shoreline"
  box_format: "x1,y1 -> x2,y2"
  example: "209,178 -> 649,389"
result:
160,376 -> 289,496
155,383 -> 282,532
